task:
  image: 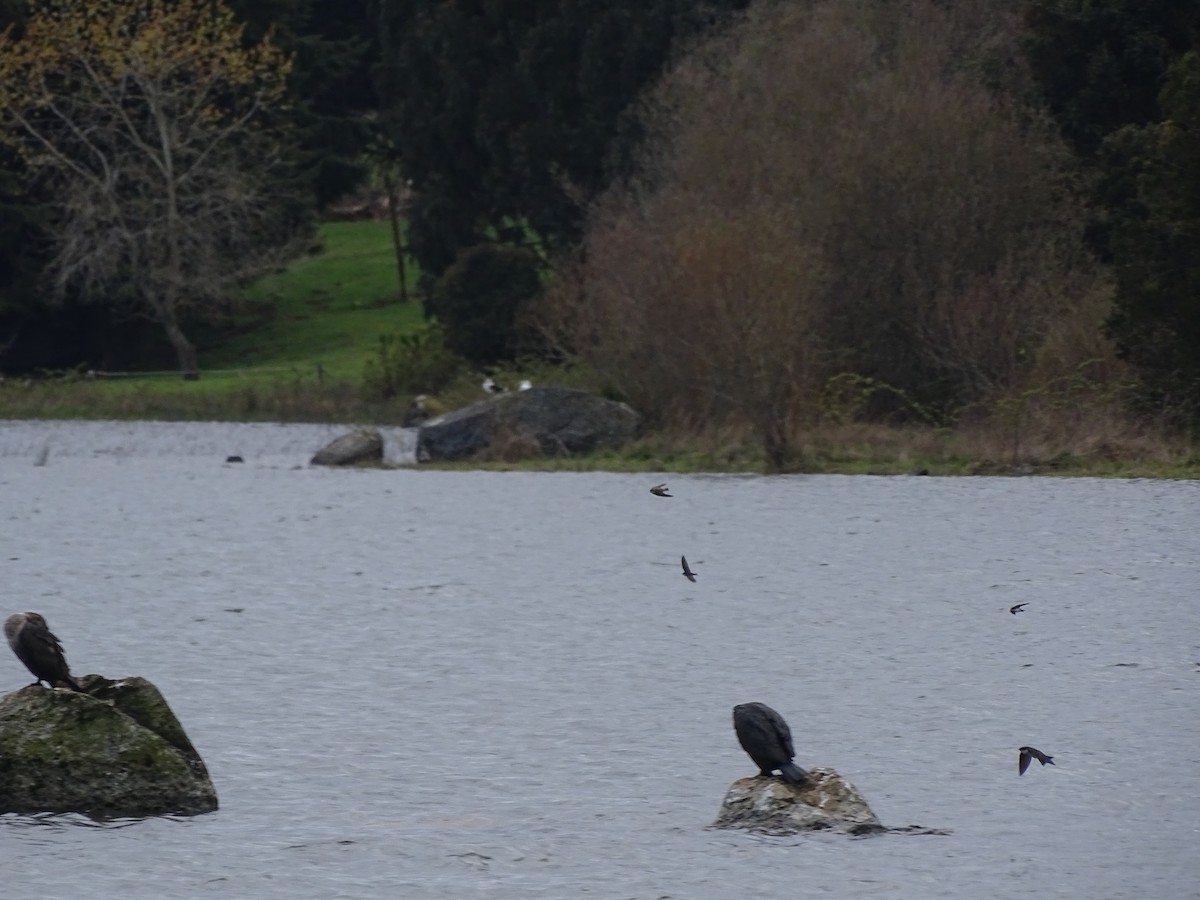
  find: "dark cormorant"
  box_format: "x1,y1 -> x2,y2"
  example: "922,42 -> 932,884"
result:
733,702 -> 808,784
4,612 -> 83,691
681,556 -> 697,582
1018,745 -> 1055,775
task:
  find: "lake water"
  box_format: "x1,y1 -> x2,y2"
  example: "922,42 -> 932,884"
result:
0,421 -> 1197,899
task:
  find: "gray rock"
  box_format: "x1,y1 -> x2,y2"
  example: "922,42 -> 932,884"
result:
0,676 -> 218,817
712,767 -> 883,835
417,387 -> 639,462
311,428 -> 383,466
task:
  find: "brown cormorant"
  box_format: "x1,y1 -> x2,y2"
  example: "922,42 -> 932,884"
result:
733,702 -> 808,784
4,612 -> 83,691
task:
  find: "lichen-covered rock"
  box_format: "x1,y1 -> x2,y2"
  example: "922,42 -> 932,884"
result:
0,676 -> 217,817
712,767 -> 882,835
311,428 -> 383,466
417,387 -> 639,462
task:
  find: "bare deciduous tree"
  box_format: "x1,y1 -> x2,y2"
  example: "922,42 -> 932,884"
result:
536,0 -> 1104,468
0,0 -> 294,376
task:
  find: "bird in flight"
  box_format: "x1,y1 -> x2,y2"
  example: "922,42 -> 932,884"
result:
650,483 -> 672,497
1010,602 -> 1029,615
681,556 -> 697,582
1018,745 -> 1055,775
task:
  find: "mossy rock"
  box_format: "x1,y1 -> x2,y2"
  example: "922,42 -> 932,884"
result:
0,676 -> 217,817
712,767 -> 883,835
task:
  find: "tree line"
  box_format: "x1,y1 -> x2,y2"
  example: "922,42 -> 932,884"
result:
0,0 -> 1198,442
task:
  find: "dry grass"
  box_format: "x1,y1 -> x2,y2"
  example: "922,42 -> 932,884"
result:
0,375 -> 408,424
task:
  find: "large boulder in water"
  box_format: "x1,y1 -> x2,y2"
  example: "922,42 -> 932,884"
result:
417,387 -> 639,462
311,428 -> 383,466
712,767 -> 882,835
0,676 -> 218,817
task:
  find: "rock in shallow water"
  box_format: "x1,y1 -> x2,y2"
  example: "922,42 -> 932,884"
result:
712,767 -> 882,835
417,387 -> 639,462
0,675 -> 217,817
310,428 -> 383,466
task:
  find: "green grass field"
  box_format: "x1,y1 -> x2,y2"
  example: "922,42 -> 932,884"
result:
201,219 -> 424,380
0,219 -> 432,421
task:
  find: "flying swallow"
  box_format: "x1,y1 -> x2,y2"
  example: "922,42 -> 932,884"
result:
1010,603 -> 1029,615
1018,745 -> 1055,775
650,483 -> 672,497
681,556 -> 697,582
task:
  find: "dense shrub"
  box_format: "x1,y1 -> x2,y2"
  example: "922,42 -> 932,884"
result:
361,322 -> 461,399
536,0 -> 1109,468
426,244 -> 542,366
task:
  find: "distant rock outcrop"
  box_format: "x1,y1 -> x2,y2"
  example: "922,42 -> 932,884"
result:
417,387 -> 639,462
310,428 -> 383,466
0,676 -> 218,817
712,767 -> 882,835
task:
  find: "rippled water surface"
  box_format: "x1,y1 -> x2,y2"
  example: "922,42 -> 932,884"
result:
1,421 -> 1197,899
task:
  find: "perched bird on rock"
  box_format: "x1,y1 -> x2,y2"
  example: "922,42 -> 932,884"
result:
482,376 -> 506,394
681,555 -> 697,583
650,483 -> 672,497
1010,602 -> 1029,615
1018,745 -> 1055,775
733,702 -> 808,784
518,379 -> 533,391
403,394 -> 431,427
4,612 -> 83,691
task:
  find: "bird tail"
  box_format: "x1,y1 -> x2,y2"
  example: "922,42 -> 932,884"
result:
61,675 -> 85,693
1044,757 -> 1055,766
780,763 -> 809,785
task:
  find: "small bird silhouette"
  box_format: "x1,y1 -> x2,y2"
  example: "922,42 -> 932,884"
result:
1010,602 -> 1029,615
1018,745 -> 1055,775
681,556 -> 697,582
650,483 -> 672,497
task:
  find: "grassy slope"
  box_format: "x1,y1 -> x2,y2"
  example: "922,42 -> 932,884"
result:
200,220 -> 423,380
0,220 -> 425,421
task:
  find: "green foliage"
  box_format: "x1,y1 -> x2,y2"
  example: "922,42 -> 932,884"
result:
1023,0 -> 1200,420
374,0 -> 750,279
201,220 -> 421,378
228,0 -> 378,207
361,323 -> 461,400
1103,51 -> 1200,418
1022,0 -> 1199,158
426,244 -> 542,366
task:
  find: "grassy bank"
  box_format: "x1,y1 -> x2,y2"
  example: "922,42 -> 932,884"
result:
0,220 -> 421,421
1,219 -> 1196,477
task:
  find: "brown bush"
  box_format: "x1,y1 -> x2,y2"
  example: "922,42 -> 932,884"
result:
535,0 -> 1113,469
